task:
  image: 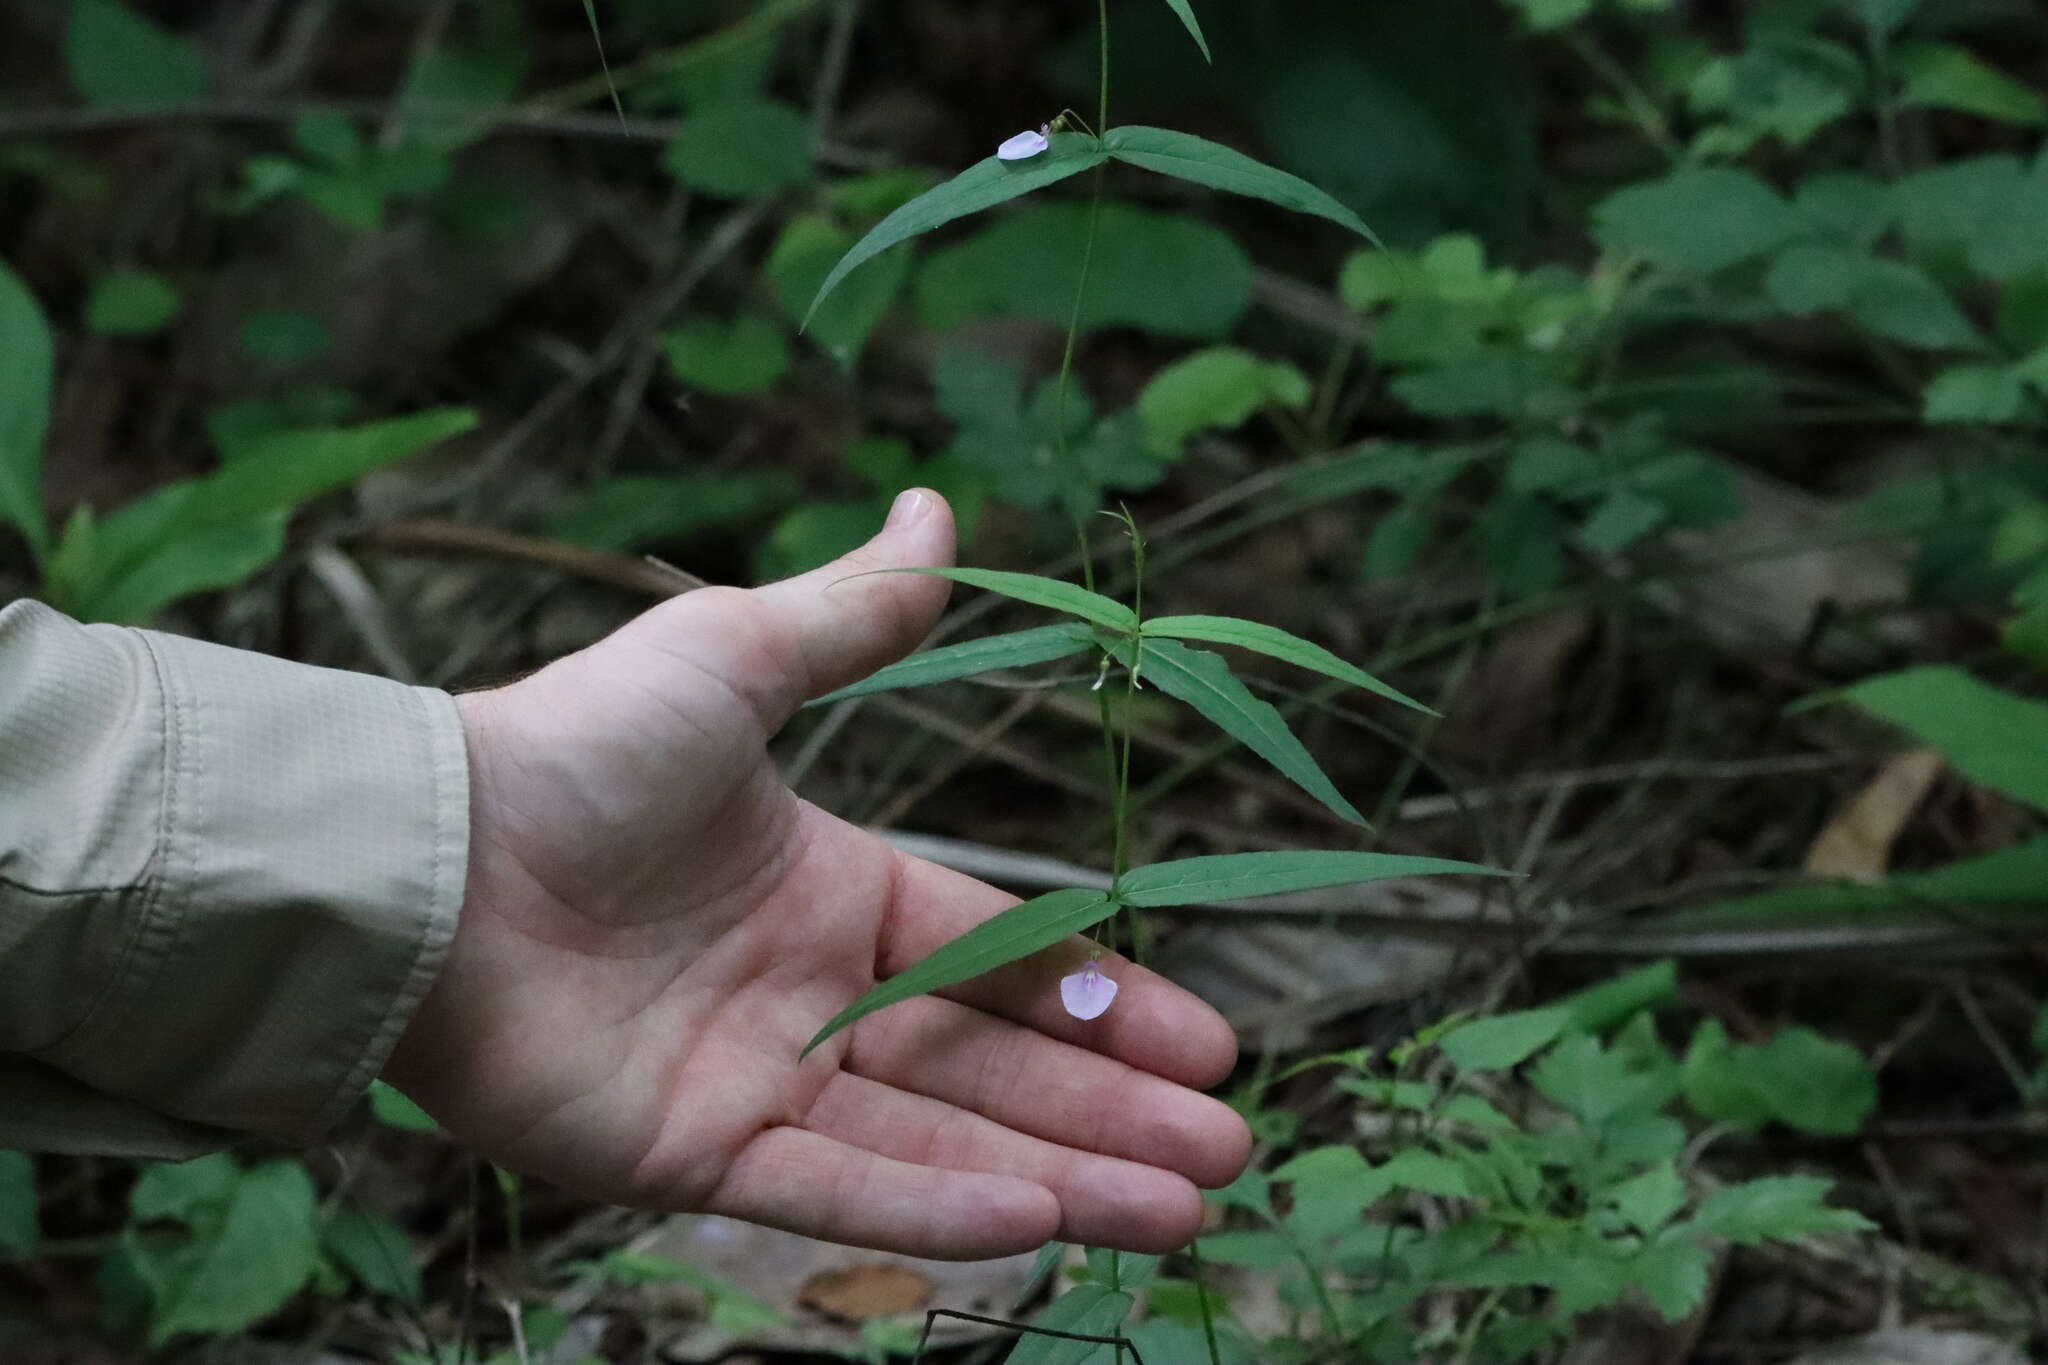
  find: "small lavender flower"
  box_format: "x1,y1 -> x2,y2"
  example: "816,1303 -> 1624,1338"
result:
997,127 -> 1051,162
1060,960 -> 1118,1020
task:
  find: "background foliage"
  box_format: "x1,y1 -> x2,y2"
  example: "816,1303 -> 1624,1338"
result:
1,0 -> 2045,1361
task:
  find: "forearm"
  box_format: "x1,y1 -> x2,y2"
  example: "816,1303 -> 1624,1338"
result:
0,599 -> 467,1156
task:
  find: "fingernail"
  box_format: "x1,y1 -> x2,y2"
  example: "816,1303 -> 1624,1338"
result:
885,488 -> 931,530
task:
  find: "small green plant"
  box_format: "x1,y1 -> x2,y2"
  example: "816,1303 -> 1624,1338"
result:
1167,964 -> 1876,1362
782,8 -> 1517,1360
0,261 -> 475,624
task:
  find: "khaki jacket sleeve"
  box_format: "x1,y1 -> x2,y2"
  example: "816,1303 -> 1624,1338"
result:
0,599 -> 466,1159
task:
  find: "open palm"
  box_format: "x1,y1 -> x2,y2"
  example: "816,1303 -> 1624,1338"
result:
383,491 -> 1250,1259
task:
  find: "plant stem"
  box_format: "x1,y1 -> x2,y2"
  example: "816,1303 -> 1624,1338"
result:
1097,0 -> 1111,133
1054,0 -> 1113,594
1188,1239 -> 1225,1364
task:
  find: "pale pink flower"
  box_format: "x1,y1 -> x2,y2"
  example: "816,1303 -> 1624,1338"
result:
1060,960 -> 1118,1020
997,128 -> 1051,161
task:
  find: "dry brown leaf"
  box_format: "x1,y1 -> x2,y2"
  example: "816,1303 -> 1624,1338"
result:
796,1264 -> 936,1322
1803,748 -> 1944,884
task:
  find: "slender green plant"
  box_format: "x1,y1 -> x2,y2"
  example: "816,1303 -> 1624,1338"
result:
797,8 -> 1507,1360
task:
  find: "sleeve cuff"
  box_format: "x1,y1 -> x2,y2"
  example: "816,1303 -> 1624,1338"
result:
35,628 -> 468,1143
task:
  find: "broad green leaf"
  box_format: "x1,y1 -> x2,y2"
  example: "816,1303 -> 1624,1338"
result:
289,111 -> 363,169
893,567 -> 1135,631
1377,1149 -> 1470,1198
1439,1007 -> 1570,1071
1391,347 -> 1530,418
1364,499 -> 1435,581
1609,1163 -> 1687,1236
367,1081 -> 440,1134
801,889 -> 1114,1055
1127,1317 -> 1255,1365
1692,1174 -> 1873,1245
131,1154 -> 239,1224
85,270 -> 181,337
322,1206 -> 422,1305
1084,1246 -> 1162,1290
1103,126 -> 1380,246
1844,258 -> 1981,350
146,1160 -> 318,1346
1894,43 -> 2044,126
1474,495 -> 1566,596
78,510 -> 285,624
240,311 -> 333,366
1629,1238 -> 1712,1322
1117,850 -> 1505,907
766,214 -> 909,365
1593,167 -> 1802,273
1558,959 -> 1679,1033
1135,347 -> 1309,454
1741,1027 -> 1877,1136
918,203 -> 1253,340
1127,636 -> 1365,825
0,261 -> 52,558
1437,1095 -> 1515,1131
663,97 -> 813,198
0,1151 -> 36,1259
804,134 -> 1109,328
1507,436 -> 1599,494
1677,834 -> 2048,921
662,314 -> 790,395
550,472 -> 796,552
1923,365 -> 2025,424
809,623 -> 1098,706
1894,153 -> 2048,281
1276,1146 -> 1379,1241
1835,666 -> 2048,812
1271,1143 -> 1372,1185
66,0 -> 211,106
82,408 -> 476,622
1142,614 -> 1433,715
1162,0 -> 1212,60
185,408 -> 478,538
1530,1034 -> 1658,1127
1009,1283 -> 1135,1365
1578,490 -> 1668,555
759,501 -> 893,581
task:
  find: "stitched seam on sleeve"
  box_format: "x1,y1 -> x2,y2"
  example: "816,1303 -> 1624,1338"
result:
314,684 -> 458,1133
32,629 -> 183,1056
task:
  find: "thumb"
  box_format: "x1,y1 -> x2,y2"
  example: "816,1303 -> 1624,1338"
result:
727,488 -> 956,725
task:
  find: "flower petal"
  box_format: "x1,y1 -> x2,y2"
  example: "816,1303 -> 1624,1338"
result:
997,130 -> 1050,162
1060,964 -> 1119,1020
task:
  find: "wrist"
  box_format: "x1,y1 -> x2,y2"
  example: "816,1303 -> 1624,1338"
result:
381,689 -> 500,1098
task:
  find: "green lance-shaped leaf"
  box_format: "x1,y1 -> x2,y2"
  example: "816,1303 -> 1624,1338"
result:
1831,665 -> 2048,814
809,622 -> 1098,706
1118,850 -> 1507,906
1120,636 -> 1366,825
804,134 -> 1109,328
1103,126 -> 1382,247
1143,614 -> 1434,715
0,261 -> 53,560
891,566 -> 1137,630
1162,0 -> 1213,61
801,888 -> 1115,1056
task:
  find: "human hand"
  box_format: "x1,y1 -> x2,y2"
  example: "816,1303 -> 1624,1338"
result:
383,490 -> 1251,1260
